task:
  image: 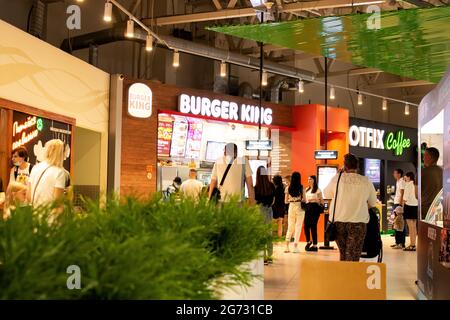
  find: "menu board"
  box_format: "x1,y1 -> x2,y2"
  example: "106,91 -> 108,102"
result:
185,121 -> 203,159
317,166 -> 338,194
12,111 -> 72,172
170,120 -> 189,158
157,117 -> 173,157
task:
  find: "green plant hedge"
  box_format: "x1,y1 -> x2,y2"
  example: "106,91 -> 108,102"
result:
0,196 -> 270,299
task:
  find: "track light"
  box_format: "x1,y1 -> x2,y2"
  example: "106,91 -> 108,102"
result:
104,1 -> 112,22
173,51 -> 180,67
405,103 -> 410,115
220,61 -> 227,77
262,71 -> 268,86
382,99 -> 387,111
126,19 -> 134,38
357,92 -> 363,105
330,86 -> 335,100
298,79 -> 304,93
146,34 -> 153,52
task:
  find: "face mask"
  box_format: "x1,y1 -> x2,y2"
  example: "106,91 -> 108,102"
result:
13,160 -> 23,167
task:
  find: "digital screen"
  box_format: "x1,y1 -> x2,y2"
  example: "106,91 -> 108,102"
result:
170,120 -> 189,158
157,116 -> 173,157
317,166 -> 338,193
185,120 -> 203,159
205,141 -> 226,162
364,158 -> 381,184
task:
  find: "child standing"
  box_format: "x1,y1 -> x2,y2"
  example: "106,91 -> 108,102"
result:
393,206 -> 406,249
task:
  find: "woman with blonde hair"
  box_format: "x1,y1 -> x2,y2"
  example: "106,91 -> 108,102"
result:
27,139 -> 69,208
3,181 -> 28,219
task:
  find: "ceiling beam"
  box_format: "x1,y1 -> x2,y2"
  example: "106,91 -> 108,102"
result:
212,0 -> 222,10
366,80 -> 435,90
143,0 -> 386,26
317,67 -> 382,78
227,0 -> 238,9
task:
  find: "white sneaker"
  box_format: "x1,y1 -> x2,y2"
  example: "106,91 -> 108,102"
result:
293,247 -> 300,253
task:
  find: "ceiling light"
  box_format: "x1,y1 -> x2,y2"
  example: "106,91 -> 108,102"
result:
405,103 -> 410,115
104,1 -> 112,22
262,70 -> 268,86
357,92 -> 363,105
173,51 -> 180,67
146,34 -> 153,52
330,86 -> 335,100
298,79 -> 304,93
76,0 -> 84,2
220,61 -> 227,77
382,98 -> 387,111
126,19 -> 134,38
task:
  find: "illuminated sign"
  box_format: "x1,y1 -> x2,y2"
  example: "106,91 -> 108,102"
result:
314,150 -> 338,160
245,140 -> 272,151
128,83 -> 152,118
178,94 -> 273,125
12,116 -> 39,150
349,125 -> 411,156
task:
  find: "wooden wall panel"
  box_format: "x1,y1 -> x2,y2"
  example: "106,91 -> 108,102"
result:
120,78 -> 294,197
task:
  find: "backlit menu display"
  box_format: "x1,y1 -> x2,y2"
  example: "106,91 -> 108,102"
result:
157,116 -> 173,157
170,120 -> 189,158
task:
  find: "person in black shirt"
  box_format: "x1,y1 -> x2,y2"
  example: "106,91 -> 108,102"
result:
255,166 -> 275,265
272,175 -> 285,238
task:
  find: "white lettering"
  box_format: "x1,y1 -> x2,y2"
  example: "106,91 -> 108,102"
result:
200,97 -> 210,116
349,125 -> 360,146
66,265 -> 81,290
359,127 -> 367,147
366,128 -> 374,148
366,265 -> 381,290
229,102 -> 239,121
264,108 -> 273,125
221,101 -> 229,120
241,104 -> 251,122
179,94 -> 190,113
66,5 -> 81,30
211,99 -> 221,117
376,130 -> 385,148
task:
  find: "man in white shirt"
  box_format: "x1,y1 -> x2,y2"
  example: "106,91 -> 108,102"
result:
392,168 -> 406,248
208,143 -> 255,204
323,153 -> 377,261
180,169 -> 204,200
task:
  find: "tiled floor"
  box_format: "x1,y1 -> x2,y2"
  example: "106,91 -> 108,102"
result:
265,235 -> 418,300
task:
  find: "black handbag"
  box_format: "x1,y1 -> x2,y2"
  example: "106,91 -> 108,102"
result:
210,162 -> 233,203
325,171 -> 343,242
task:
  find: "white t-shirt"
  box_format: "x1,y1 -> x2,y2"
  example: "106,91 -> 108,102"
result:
394,178 -> 405,204
323,172 -> 377,223
211,156 -> 252,202
403,180 -> 418,206
180,179 -> 204,200
29,161 -> 67,207
10,163 -> 32,185
305,188 -> 323,203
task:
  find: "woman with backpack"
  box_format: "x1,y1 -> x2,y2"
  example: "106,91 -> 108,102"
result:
255,166 -> 275,264
284,171 -> 306,253
403,172 -> 418,252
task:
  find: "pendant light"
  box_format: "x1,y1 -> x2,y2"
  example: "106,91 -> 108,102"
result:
382,98 -> 387,111
104,1 -> 112,22
405,103 -> 410,115
357,91 -> 363,105
330,86 -> 335,100
298,79 -> 304,93
126,19 -> 134,38
220,61 -> 227,78
262,71 -> 268,86
146,34 -> 153,52
173,50 -> 180,67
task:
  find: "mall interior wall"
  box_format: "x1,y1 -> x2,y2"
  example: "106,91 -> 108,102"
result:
0,20 -> 109,196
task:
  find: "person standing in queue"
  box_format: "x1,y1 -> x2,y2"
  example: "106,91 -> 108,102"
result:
421,147 -> 443,219
403,172 -> 418,251
323,154 -> 377,261
10,147 -> 33,185
255,166 -> 275,264
391,169 -> 406,248
284,171 -> 305,253
208,143 -> 255,204
272,175 -> 286,239
180,169 -> 204,200
304,175 -> 324,252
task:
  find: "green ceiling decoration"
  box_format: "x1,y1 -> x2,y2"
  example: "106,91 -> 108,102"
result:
208,6 -> 450,83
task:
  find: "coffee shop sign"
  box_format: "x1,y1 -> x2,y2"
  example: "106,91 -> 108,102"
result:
349,125 -> 411,156
178,94 -> 273,125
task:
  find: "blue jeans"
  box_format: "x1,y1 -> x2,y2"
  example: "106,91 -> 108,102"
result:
260,206 -> 273,259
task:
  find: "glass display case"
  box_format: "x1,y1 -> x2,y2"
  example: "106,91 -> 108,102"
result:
424,188 -> 443,227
